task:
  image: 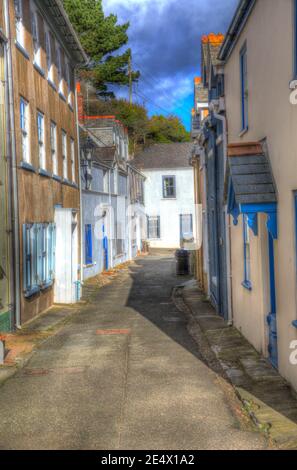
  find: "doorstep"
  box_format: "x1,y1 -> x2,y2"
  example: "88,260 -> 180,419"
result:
176,283 -> 297,450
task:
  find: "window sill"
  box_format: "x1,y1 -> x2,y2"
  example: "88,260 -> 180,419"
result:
292,321 -> 297,329
20,161 -> 36,173
39,168 -> 52,178
162,197 -> 176,201
62,178 -> 77,188
24,286 -> 40,298
84,263 -> 96,268
59,92 -> 67,102
41,281 -> 54,291
239,127 -> 249,138
242,280 -> 252,291
48,79 -> 57,92
15,41 -> 30,60
53,174 -> 62,182
33,62 -> 45,78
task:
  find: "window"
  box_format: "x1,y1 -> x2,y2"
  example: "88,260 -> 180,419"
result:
14,0 -> 25,47
23,223 -> 56,297
85,224 -> 93,265
45,30 -> 53,81
162,176 -> 176,198
20,97 -> 30,163
243,215 -> 252,290
56,44 -> 63,95
31,11 -> 41,66
70,138 -> 75,182
66,60 -> 73,106
147,216 -> 161,239
62,131 -> 68,179
103,170 -> 109,193
240,44 -> 248,131
50,122 -> 57,175
180,214 -> 193,241
37,112 -> 45,169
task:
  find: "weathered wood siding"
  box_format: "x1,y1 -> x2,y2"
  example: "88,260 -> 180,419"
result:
9,0 -> 81,323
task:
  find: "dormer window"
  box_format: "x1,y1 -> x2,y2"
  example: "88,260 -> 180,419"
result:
14,0 -> 25,47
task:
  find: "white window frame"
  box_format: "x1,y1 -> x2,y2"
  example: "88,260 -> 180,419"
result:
31,7 -> 41,67
50,121 -> 58,176
14,0 -> 25,47
20,97 -> 30,163
56,43 -> 64,95
37,111 -> 45,170
66,59 -> 73,106
70,138 -> 75,182
45,29 -> 53,82
62,130 -> 68,179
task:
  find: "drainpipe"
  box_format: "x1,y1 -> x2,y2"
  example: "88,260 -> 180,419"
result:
75,79 -> 84,284
4,0 -> 21,329
212,108 -> 233,326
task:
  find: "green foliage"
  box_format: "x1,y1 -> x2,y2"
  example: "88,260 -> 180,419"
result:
63,0 -> 139,94
147,115 -> 190,143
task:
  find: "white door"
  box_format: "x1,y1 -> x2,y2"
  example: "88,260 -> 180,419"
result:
54,208 -> 78,304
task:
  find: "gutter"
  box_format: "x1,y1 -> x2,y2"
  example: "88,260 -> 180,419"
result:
48,0 -> 88,64
75,78 -> 84,285
218,0 -> 256,62
4,0 -> 21,328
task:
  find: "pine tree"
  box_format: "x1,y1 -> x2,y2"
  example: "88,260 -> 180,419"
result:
63,0 -> 139,96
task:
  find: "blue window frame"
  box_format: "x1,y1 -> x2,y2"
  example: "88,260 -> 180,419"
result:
85,224 -> 93,265
23,222 -> 56,297
293,0 -> 297,78
242,215 -> 252,290
240,44 -> 248,132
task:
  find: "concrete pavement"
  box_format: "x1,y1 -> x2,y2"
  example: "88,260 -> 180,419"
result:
0,252 -> 269,450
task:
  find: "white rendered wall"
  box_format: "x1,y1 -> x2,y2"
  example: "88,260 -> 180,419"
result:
143,168 -> 196,249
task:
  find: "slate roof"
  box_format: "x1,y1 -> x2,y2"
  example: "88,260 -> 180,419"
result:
132,143 -> 194,170
44,0 -> 87,64
228,142 -> 277,205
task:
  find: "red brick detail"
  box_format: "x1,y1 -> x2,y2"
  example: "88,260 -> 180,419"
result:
96,329 -> 131,336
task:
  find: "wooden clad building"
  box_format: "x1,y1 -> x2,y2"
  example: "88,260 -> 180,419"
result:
6,0 -> 86,325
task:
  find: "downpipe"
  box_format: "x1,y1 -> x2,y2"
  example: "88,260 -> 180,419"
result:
212,109 -> 233,326
4,0 -> 21,329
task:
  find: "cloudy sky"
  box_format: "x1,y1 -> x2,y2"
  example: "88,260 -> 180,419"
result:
102,0 -> 238,130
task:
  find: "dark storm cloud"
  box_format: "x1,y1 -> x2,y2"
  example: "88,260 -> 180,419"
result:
103,0 -> 238,126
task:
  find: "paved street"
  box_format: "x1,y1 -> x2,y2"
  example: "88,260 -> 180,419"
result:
0,252 -> 268,450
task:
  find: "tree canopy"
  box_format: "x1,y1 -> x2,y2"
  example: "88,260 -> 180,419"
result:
86,96 -> 190,153
147,115 -> 190,143
63,0 -> 139,96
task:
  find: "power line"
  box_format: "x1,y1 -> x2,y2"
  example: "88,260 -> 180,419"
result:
133,59 -> 192,114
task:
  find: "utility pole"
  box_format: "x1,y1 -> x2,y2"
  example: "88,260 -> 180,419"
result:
128,53 -> 132,105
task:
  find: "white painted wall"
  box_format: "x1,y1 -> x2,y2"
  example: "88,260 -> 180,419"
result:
143,168 -> 196,249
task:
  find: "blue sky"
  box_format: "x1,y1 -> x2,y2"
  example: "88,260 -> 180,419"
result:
102,0 -> 238,130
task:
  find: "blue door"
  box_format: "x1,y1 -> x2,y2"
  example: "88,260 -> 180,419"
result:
102,224 -> 108,271
267,231 -> 278,368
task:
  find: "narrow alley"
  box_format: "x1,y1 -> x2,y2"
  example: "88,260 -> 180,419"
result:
0,252 -> 268,450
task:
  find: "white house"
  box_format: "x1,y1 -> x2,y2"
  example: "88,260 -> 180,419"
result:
133,143 -> 196,249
